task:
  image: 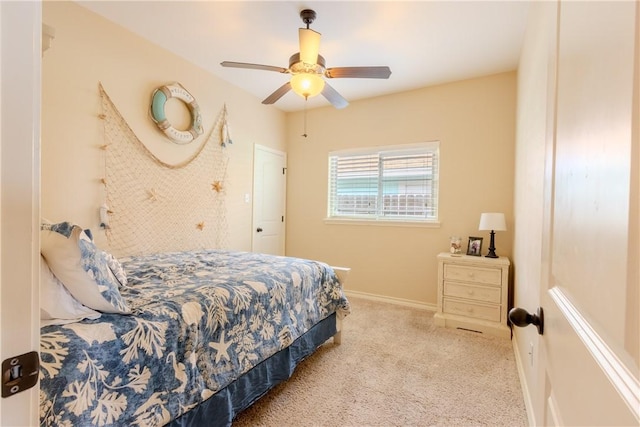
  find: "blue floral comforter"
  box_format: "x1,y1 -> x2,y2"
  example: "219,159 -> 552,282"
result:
39,250 -> 350,426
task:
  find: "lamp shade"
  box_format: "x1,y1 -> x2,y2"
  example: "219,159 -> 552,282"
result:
290,73 -> 325,99
479,213 -> 507,231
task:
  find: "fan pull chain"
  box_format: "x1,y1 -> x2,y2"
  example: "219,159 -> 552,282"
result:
302,97 -> 308,138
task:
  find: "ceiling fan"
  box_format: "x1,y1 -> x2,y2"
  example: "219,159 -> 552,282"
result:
220,9 -> 392,109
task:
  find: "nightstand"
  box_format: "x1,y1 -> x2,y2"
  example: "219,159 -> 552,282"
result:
434,252 -> 510,338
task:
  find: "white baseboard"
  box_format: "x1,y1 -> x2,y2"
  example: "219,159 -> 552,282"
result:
344,289 -> 437,311
511,335 -> 536,426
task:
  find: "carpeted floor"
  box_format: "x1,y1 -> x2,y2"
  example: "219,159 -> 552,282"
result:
233,297 -> 528,426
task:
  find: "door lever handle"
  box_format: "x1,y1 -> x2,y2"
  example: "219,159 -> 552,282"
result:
256,227 -> 263,233
509,307 -> 544,335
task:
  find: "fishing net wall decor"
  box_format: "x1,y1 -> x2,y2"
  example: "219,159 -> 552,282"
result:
98,83 -> 230,257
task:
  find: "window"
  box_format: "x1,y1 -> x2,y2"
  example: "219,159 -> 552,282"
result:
327,142 -> 439,223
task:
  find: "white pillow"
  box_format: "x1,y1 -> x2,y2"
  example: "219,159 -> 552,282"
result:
41,222 -> 130,314
40,255 -> 101,327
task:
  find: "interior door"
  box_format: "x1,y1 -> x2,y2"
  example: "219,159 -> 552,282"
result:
538,1 -> 639,425
252,145 -> 286,255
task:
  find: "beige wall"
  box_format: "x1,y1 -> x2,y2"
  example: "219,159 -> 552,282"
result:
284,72 -> 516,306
42,1 -> 286,252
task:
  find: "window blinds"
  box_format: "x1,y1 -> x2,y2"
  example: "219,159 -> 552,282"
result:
328,143 -> 439,221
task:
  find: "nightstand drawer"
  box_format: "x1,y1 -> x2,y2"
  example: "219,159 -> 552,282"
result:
443,299 -> 501,322
443,281 -> 501,304
444,264 -> 502,286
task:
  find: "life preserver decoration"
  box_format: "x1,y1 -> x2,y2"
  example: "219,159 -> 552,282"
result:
150,83 -> 203,144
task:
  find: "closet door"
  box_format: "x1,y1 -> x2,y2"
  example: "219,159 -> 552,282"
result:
252,145 -> 286,256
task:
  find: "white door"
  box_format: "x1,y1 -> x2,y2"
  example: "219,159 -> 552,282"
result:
535,1 -> 639,425
0,1 -> 42,426
252,145 -> 286,255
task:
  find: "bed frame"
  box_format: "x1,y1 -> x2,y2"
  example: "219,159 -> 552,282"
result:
330,267 -> 350,345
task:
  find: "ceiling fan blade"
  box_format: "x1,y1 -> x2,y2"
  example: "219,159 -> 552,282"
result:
325,66 -> 392,79
299,28 -> 321,65
321,82 -> 349,109
220,61 -> 288,73
262,82 -> 292,105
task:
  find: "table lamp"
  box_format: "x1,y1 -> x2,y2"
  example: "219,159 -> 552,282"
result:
478,213 -> 507,258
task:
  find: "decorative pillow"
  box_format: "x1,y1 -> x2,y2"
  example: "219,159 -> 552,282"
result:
103,251 -> 128,287
41,222 -> 130,314
72,223 -> 128,287
40,255 -> 101,327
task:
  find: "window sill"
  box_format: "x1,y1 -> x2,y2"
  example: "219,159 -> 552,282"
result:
323,217 -> 441,228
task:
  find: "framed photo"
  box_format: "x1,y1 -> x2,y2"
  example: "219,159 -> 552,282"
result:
466,236 -> 483,256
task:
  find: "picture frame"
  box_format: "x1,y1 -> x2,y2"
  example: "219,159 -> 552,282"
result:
466,236 -> 483,256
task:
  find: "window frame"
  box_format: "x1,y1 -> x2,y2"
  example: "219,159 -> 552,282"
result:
325,141 -> 440,227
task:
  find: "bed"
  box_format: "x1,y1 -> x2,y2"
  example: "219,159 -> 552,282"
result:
38,222 -> 350,427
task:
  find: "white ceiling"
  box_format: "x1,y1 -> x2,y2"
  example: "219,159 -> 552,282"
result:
77,1 -> 531,112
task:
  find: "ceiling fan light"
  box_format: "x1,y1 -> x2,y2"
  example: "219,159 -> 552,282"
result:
290,73 -> 325,99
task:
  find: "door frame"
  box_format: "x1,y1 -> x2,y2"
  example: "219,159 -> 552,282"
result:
0,1 -> 42,425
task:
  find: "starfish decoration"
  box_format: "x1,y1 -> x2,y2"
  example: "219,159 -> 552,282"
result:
196,221 -> 205,231
208,332 -> 231,363
211,181 -> 223,192
147,188 -> 160,202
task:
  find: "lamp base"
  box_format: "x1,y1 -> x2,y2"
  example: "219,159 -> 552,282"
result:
485,230 -> 499,258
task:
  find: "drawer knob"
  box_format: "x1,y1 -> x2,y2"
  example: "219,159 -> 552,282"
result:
509,307 -> 544,335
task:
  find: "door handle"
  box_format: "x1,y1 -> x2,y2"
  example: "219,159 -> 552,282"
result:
509,307 -> 544,335
256,227 -> 263,232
